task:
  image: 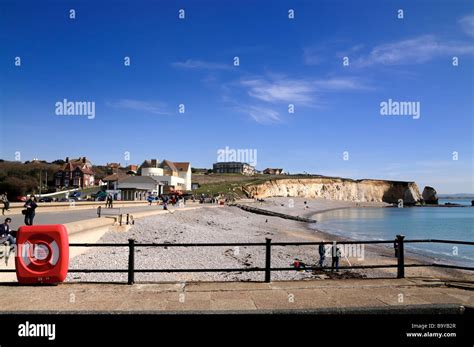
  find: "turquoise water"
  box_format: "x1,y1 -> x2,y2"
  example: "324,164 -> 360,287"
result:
311,206 -> 474,267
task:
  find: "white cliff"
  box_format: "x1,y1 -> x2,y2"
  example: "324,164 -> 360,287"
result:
243,177 -> 423,204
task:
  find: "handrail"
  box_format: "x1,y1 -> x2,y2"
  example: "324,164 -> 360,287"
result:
68,237 -> 474,284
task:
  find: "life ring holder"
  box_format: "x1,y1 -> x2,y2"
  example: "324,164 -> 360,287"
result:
20,236 -> 60,272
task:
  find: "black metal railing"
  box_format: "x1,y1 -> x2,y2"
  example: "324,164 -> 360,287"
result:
97,206 -> 121,217
96,206 -> 134,226
1,236 -> 473,284
66,236 -> 474,284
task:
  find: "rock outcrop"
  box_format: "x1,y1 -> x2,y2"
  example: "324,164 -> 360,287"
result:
422,186 -> 438,204
243,177 -> 423,205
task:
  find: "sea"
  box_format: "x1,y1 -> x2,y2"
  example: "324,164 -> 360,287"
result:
310,199 -> 474,268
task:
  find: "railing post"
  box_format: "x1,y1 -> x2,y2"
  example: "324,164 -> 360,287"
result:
264,238 -> 272,283
128,239 -> 135,284
97,206 -> 101,218
396,234 -> 405,278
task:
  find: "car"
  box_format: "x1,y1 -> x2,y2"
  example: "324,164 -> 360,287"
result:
68,193 -> 83,201
15,196 -> 27,202
39,197 -> 54,202
147,195 -> 159,202
92,191 -> 107,201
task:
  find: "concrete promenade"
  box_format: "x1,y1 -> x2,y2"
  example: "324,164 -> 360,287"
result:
3,202 -> 198,230
0,278 -> 471,312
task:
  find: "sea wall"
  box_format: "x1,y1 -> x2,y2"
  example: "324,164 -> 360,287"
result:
243,178 -> 423,204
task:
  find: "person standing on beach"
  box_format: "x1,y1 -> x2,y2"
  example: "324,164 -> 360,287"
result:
331,243 -> 341,272
1,193 -> 10,215
23,195 -> 37,226
318,242 -> 326,267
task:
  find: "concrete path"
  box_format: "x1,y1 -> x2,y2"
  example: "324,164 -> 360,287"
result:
0,278 -> 472,312
4,203 -> 201,230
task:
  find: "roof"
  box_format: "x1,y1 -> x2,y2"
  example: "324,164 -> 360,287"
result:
62,162 -> 75,171
173,162 -> 190,172
161,160 -> 178,172
102,172 -> 127,182
61,160 -> 94,174
140,159 -> 159,168
77,167 -> 94,175
140,159 -> 190,173
68,157 -> 92,167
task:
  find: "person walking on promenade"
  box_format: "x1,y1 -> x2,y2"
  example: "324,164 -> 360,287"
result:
1,192 -> 10,215
331,243 -> 341,272
106,194 -> 113,208
23,195 -> 37,226
318,241 -> 326,267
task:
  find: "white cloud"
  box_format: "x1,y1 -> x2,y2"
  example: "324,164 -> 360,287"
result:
245,105 -> 281,124
106,99 -> 170,115
459,15 -> 474,37
172,59 -> 232,70
313,78 -> 371,91
241,78 -> 315,104
356,35 -> 474,67
240,76 -> 370,105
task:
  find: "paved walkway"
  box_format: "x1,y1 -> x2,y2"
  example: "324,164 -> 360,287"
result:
4,203 -> 199,230
0,278 -> 472,312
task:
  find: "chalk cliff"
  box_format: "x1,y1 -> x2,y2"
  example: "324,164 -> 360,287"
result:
243,177 -> 423,204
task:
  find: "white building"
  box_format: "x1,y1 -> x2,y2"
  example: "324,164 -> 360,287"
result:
139,159 -> 192,191
118,176 -> 164,201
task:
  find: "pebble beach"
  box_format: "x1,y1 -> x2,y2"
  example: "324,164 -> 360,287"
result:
68,197 -> 472,283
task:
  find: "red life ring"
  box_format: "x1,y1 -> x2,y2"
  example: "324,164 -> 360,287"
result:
16,225 -> 69,284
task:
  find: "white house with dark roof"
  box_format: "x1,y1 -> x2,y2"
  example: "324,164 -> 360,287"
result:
139,159 -> 192,191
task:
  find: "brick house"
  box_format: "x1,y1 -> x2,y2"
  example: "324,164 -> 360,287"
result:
55,157 -> 95,189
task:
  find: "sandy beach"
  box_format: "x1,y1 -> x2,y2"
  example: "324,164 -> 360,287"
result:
68,197 -> 473,283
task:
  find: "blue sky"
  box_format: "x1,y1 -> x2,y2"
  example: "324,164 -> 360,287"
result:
0,0 -> 473,193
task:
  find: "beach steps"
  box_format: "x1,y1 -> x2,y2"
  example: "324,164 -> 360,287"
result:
230,203 -> 317,223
